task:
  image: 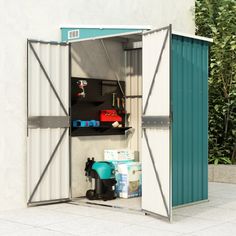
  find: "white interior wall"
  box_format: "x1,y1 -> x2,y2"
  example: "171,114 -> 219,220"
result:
72,39 -> 125,80
125,49 -> 142,160
0,0 -> 195,210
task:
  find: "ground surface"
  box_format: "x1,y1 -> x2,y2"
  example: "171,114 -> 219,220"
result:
0,182 -> 236,235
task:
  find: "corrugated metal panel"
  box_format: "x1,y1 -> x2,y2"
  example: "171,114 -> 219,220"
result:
27,42 -> 70,203
142,27 -> 171,219
125,49 -> 142,159
172,35 -> 209,207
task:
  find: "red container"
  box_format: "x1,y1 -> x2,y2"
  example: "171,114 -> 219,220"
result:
100,110 -> 122,122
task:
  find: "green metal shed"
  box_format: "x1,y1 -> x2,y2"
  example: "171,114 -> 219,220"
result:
172,34 -> 209,207
26,25 -> 212,222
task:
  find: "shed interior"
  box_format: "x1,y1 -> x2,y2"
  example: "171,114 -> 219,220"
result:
70,32 -> 144,211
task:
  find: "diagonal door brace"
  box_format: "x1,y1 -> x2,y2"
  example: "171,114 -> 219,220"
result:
143,28 -> 169,115
143,129 -> 169,217
28,128 -> 68,204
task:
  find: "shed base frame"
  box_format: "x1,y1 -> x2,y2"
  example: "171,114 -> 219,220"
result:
70,197 -> 172,222
172,199 -> 209,209
27,198 -> 71,207
70,197 -> 143,215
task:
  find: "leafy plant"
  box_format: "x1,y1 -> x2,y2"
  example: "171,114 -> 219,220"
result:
195,0 -> 236,164
208,156 -> 232,165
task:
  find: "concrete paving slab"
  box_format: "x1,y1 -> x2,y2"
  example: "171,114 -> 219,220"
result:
0,182 -> 235,235
0,219 -> 33,235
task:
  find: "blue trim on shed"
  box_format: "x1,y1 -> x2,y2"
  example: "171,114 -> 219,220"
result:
61,28 -> 143,42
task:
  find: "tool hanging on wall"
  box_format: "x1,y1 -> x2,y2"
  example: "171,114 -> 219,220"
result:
77,80 -> 88,98
116,97 -> 120,109
121,98 -> 125,109
112,93 -> 116,107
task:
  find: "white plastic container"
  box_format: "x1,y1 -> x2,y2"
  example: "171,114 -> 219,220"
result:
104,149 -> 134,161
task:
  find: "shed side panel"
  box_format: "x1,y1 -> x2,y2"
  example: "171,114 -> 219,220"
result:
172,35 -> 208,207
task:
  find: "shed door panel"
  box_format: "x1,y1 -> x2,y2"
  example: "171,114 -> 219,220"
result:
142,26 -> 172,220
27,40 -> 70,205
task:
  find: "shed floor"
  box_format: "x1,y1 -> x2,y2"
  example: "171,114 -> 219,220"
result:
73,197 -> 141,211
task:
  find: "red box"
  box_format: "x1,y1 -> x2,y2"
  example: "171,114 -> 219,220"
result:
100,110 -> 122,122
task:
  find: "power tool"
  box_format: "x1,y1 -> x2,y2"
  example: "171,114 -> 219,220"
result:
85,158 -> 117,201
77,80 -> 87,98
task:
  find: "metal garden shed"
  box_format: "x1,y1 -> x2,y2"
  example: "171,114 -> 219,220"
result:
27,25 -> 212,222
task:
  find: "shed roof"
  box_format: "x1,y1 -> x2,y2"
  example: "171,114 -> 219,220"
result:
173,31 -> 213,43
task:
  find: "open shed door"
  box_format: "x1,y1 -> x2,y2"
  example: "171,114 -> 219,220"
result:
27,40 -> 70,205
142,25 -> 172,221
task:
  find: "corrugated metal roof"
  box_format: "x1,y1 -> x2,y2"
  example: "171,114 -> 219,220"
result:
173,31 -> 213,43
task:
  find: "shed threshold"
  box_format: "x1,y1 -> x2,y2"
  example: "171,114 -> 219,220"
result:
70,197 -> 142,214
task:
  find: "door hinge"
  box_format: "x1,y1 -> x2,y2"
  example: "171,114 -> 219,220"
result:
28,116 -> 70,129
142,116 -> 170,128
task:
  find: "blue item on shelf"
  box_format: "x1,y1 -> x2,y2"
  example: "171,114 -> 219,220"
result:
72,120 -> 81,127
72,120 -> 100,128
80,120 -> 90,127
89,120 -> 100,127
72,120 -> 89,127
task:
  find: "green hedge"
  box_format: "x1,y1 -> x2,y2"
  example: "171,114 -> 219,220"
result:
195,0 -> 236,164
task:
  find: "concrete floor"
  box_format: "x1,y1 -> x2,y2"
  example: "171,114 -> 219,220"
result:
0,182 -> 236,235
